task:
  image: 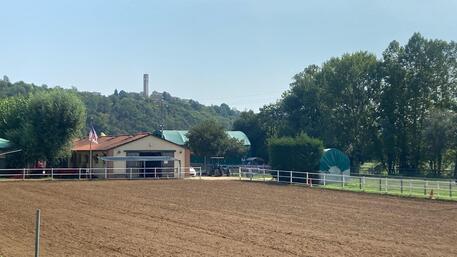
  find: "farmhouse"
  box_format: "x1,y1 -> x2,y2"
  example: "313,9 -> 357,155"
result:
71,132 -> 190,176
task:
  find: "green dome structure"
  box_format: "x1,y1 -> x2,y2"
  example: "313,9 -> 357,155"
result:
0,138 -> 11,149
319,148 -> 350,183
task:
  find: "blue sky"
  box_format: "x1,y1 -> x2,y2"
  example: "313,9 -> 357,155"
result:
1,0 -> 456,111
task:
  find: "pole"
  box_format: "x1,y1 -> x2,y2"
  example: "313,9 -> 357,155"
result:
35,209 -> 41,257
424,180 -> 427,196
89,140 -> 92,179
450,181 -> 453,198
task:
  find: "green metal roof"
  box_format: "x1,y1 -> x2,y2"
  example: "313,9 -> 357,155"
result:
161,130 -> 251,146
0,138 -> 11,149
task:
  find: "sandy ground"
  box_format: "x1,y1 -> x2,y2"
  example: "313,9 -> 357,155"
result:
0,180 -> 456,257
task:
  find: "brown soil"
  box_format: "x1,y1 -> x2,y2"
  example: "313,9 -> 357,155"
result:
0,180 -> 456,257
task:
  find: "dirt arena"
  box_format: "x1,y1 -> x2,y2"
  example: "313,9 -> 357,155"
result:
0,180 -> 456,257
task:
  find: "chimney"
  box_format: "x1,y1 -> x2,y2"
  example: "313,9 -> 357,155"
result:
143,74 -> 149,97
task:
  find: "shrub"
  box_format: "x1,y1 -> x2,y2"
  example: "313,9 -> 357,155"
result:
268,133 -> 323,182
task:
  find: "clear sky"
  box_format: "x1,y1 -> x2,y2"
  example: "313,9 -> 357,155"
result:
1,0 -> 457,111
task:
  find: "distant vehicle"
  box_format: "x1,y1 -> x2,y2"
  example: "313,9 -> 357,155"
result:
189,167 -> 197,176
243,157 -> 265,165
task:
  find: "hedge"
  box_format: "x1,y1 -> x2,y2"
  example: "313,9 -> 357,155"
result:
268,134 -> 323,182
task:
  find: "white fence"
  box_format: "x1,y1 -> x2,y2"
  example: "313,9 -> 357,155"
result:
228,167 -> 457,200
0,167 -> 201,180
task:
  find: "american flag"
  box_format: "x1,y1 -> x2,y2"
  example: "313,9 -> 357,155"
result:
88,126 -> 98,144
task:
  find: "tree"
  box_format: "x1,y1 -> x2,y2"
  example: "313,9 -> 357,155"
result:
277,52 -> 380,173
0,90 -> 86,167
233,110 -> 268,160
422,109 -> 454,177
186,120 -> 245,169
27,90 -> 86,165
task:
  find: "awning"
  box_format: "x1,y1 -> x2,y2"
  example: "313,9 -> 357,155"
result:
99,156 -> 178,162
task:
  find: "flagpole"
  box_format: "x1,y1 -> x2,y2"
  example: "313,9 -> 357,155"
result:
89,138 -> 92,179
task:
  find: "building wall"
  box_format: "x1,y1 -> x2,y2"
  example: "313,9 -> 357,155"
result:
111,136 -> 187,171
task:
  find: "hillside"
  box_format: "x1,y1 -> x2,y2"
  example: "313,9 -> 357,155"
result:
0,79 -> 240,135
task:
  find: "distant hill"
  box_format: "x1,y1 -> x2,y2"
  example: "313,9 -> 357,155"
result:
0,79 -> 240,135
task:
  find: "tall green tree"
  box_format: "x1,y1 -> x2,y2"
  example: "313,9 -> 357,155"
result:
232,110 -> 268,160
422,109 -> 454,177
0,90 -> 86,167
186,120 -> 245,168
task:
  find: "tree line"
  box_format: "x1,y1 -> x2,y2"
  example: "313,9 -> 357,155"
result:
0,80 -> 240,136
234,33 -> 457,178
0,80 -> 240,167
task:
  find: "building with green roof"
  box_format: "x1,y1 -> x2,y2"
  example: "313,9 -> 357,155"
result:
160,130 -> 251,147
160,130 -> 251,165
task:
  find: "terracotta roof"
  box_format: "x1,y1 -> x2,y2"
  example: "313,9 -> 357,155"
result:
72,132 -> 150,151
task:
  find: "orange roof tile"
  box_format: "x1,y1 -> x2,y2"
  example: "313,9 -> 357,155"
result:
72,132 -> 150,151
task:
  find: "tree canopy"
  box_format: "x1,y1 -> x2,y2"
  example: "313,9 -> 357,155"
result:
186,120 -> 246,163
234,33 -> 457,177
0,80 -> 240,135
0,90 -> 86,167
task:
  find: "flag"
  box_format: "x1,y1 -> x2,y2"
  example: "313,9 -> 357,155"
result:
89,126 -> 98,144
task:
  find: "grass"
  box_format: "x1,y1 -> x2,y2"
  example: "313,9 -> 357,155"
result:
320,177 -> 457,201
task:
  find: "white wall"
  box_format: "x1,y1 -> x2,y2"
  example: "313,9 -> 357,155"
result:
111,136 -> 186,174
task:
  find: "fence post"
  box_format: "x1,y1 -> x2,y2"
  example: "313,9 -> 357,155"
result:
34,209 -> 41,257
129,168 -> 132,179
359,177 -> 362,190
400,178 -> 403,194
450,181 -> 453,198
78,168 -> 81,180
154,168 -> 157,179
306,172 -> 309,186
385,177 -> 388,193
437,182 -> 440,198
263,169 -> 266,182
342,175 -> 345,189
379,178 -> 382,192
104,167 -> 107,179
276,170 -> 279,183
290,171 -> 293,184
51,168 -> 54,180
424,180 -> 427,196
362,177 -> 366,191
409,180 -> 412,195
323,174 -> 326,186
23,168 -> 26,180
